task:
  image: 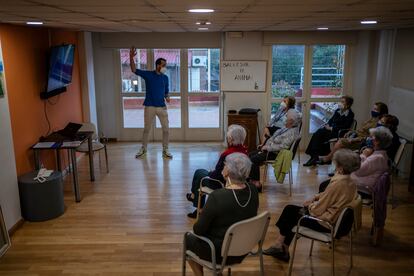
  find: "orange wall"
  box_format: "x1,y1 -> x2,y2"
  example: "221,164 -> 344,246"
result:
0,24 -> 83,175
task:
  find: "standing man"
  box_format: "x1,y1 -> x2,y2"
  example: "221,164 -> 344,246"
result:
130,47 -> 172,159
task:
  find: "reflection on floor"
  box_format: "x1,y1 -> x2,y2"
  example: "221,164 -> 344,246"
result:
1,143 -> 414,275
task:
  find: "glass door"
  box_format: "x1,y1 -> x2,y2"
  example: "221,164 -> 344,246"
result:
153,49 -> 183,141
118,48 -> 223,142
185,48 -> 222,140
118,48 -> 151,141
271,44 -> 348,145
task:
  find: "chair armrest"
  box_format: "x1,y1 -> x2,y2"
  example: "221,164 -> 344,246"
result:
297,215 -> 333,230
200,176 -> 224,189
326,138 -> 339,144
184,231 -> 216,264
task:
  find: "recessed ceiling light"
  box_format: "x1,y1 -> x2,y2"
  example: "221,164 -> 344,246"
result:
198,27 -> 209,31
205,22 -> 211,25
361,20 -> 377,24
196,22 -> 201,25
26,21 -> 43,25
189,9 -> 214,13
317,27 -> 329,30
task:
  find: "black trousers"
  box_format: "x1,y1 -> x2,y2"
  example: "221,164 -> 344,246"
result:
190,169 -> 223,208
319,179 -> 331,193
249,150 -> 277,181
305,128 -> 333,158
276,205 -> 330,246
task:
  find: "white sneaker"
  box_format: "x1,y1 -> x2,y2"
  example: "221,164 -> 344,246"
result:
135,148 -> 146,158
162,149 -> 173,159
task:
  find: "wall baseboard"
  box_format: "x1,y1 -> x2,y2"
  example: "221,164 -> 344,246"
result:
8,218 -> 24,237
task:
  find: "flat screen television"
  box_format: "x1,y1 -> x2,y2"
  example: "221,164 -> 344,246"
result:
40,44 -> 75,99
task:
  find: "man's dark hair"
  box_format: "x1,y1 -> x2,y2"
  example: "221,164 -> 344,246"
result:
341,95 -> 354,107
155,58 -> 166,67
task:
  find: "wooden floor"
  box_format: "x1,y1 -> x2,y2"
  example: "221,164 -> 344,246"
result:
1,143 -> 414,275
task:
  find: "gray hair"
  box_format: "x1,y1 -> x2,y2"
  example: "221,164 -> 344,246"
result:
227,124 -> 247,146
286,110 -> 302,127
224,152 -> 252,182
370,126 -> 393,150
333,149 -> 361,174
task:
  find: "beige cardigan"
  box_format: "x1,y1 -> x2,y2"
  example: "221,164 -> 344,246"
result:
308,174 -> 357,224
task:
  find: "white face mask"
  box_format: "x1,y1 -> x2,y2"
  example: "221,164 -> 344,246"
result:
280,102 -> 287,109
160,67 -> 167,74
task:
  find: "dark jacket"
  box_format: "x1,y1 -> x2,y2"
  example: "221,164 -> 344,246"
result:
193,183 -> 259,252
327,108 -> 355,137
388,131 -> 401,161
208,145 -> 248,183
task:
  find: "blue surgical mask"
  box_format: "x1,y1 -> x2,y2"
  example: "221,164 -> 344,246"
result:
371,110 -> 380,118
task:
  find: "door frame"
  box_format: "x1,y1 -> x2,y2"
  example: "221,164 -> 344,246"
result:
115,48 -> 223,142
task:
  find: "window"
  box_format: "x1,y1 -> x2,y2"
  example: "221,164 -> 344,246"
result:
120,49 -> 147,92
188,49 -> 220,92
154,49 -> 180,92
311,45 -> 345,98
271,45 -> 305,98
189,95 -> 220,128
156,96 -> 182,128
271,44 -> 348,135
123,97 -> 145,128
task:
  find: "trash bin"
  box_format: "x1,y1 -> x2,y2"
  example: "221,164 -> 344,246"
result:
18,171 -> 65,221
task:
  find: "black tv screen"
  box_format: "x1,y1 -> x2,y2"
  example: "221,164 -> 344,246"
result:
41,44 -> 75,99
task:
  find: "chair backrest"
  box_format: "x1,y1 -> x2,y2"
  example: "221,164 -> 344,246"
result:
290,137 -> 302,160
79,122 -> 99,140
298,120 -> 303,132
333,207 -> 354,239
221,211 -> 270,257
393,138 -> 407,167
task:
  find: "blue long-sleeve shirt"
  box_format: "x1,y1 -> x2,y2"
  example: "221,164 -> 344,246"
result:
134,69 -> 169,107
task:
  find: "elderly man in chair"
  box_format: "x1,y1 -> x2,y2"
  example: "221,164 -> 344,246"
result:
248,112 -> 301,191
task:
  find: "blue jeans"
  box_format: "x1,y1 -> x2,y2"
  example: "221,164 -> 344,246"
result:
190,169 -> 223,208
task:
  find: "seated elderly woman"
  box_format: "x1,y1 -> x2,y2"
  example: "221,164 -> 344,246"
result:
318,102 -> 388,164
263,149 -> 360,262
186,124 -> 248,218
303,95 -> 355,167
249,112 -> 301,190
261,96 -> 299,143
361,114 -> 401,160
184,153 -> 259,276
351,126 -> 393,196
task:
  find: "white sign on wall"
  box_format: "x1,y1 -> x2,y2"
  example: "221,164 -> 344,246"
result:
220,60 -> 267,92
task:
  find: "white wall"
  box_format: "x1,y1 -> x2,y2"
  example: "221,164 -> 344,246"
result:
92,37 -> 119,138
0,44 -> 21,231
78,32 -> 98,128
350,31 -> 378,123
388,28 -> 414,176
223,32 -> 270,133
